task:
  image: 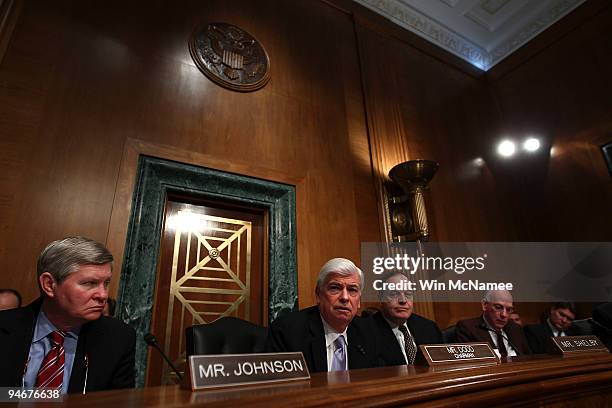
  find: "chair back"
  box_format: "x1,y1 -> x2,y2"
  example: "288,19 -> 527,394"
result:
186,317 -> 268,356
572,319 -> 594,335
442,325 -> 457,343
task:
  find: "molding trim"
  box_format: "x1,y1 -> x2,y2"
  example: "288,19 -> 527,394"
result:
352,0 -> 586,71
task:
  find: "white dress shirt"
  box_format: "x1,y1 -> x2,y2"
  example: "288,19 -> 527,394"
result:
321,316 -> 348,371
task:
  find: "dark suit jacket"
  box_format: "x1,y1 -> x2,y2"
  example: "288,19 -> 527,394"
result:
372,312 -> 443,366
524,321 -> 582,354
0,298 -> 136,392
456,316 -> 531,356
593,303 -> 612,351
265,306 -> 381,373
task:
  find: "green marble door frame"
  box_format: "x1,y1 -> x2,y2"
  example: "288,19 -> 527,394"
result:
117,155 -> 297,387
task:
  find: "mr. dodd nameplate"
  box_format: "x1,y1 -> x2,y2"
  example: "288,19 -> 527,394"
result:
551,335 -> 609,355
184,352 -> 310,390
420,342 -> 499,366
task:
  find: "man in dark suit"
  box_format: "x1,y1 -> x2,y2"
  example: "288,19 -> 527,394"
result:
524,302 -> 580,354
456,290 -> 530,356
266,258 -> 380,372
592,303 -> 612,351
0,237 -> 135,393
371,271 -> 442,366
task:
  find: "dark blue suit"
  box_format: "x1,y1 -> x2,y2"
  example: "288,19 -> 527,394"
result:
265,306 -> 382,372
0,298 -> 135,392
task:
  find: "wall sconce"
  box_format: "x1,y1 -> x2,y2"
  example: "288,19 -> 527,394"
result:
385,160 -> 439,242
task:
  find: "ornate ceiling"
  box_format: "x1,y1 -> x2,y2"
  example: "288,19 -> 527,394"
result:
353,0 -> 587,70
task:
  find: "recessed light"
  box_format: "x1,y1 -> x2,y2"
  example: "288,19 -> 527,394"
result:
523,138 -> 541,152
497,140 -> 516,157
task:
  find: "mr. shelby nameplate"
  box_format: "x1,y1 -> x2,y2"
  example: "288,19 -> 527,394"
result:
184,352 -> 310,391
550,335 -> 609,355
420,343 -> 500,366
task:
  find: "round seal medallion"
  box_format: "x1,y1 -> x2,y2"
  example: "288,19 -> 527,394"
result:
189,23 -> 270,92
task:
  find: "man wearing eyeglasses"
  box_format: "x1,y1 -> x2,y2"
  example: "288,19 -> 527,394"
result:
371,271 -> 442,366
456,290 -> 531,357
266,258 -> 381,372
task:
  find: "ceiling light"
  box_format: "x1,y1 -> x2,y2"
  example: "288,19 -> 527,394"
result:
497,140 -> 516,158
523,138 -> 541,152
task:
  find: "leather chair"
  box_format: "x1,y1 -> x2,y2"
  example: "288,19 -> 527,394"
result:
572,318 -> 594,335
185,317 -> 268,356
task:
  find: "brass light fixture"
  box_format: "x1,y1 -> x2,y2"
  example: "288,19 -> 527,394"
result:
386,160 -> 439,242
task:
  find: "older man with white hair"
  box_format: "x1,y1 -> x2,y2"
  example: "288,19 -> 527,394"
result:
266,258 -> 381,372
456,290 -> 531,357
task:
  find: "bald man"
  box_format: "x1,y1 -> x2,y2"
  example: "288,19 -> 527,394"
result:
456,290 -> 531,357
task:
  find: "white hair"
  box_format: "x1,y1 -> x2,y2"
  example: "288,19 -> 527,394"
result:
483,290 -> 513,303
316,258 -> 363,289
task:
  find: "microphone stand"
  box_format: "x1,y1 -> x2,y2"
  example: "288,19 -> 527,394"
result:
144,333 -> 183,380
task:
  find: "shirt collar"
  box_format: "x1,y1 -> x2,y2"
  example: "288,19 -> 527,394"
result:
33,310 -> 80,343
482,314 -> 503,333
546,319 -> 562,335
383,314 -> 406,330
320,314 -> 348,349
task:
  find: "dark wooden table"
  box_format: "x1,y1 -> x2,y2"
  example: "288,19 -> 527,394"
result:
57,353 -> 612,407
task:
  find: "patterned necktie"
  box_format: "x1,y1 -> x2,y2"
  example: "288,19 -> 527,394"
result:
398,325 -> 417,364
330,335 -> 346,371
496,330 -> 508,357
35,331 -> 67,389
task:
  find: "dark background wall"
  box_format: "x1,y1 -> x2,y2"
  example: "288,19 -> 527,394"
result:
0,0 -> 610,327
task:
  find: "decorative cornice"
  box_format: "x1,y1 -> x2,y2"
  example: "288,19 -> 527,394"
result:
353,0 -> 586,71
489,0 -> 586,67
354,0 -> 491,69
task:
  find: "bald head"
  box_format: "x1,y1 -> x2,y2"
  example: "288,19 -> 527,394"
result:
483,290 -> 513,304
482,290 -> 514,330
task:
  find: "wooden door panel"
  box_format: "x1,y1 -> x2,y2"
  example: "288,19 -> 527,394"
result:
146,197 -> 266,385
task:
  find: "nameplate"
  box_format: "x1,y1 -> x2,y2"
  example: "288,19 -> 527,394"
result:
183,352 -> 310,391
420,343 -> 499,366
550,335 -> 609,355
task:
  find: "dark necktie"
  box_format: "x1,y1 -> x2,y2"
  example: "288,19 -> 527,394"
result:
35,330 -> 67,389
496,330 -> 508,357
398,325 -> 417,364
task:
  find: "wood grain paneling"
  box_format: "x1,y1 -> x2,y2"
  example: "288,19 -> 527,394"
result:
0,0 -> 609,330
0,0 -> 368,310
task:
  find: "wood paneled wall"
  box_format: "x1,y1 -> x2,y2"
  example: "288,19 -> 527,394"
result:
0,0 -> 609,327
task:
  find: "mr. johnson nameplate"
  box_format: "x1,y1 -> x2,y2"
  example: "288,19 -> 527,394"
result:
420,343 -> 499,366
184,352 -> 310,391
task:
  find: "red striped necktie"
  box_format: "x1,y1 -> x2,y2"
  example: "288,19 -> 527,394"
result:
35,330 -> 67,389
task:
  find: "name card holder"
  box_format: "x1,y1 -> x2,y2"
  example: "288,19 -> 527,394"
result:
182,352 -> 310,391
420,342 -> 500,366
549,335 -> 609,356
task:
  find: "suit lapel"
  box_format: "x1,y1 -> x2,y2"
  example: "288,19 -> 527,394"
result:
308,310 -> 327,373
68,319 -> 103,393
0,301 -> 39,385
375,313 -> 405,365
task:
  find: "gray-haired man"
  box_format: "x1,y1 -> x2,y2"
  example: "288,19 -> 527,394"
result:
0,237 -> 135,393
266,257 -> 381,372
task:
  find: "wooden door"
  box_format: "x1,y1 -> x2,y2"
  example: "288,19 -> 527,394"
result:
146,194 -> 267,385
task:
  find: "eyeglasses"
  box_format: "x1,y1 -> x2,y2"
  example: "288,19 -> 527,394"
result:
384,291 -> 414,301
491,303 -> 514,314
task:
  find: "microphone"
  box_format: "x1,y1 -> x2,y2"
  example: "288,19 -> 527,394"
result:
356,344 -> 367,357
144,333 -> 183,380
478,323 -> 522,356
